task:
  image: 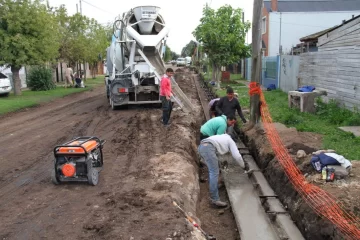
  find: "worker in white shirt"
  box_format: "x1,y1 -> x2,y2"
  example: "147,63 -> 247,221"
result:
65,65 -> 74,88
198,134 -> 247,208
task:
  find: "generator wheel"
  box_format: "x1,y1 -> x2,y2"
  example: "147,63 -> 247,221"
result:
51,169 -> 60,185
88,167 -> 99,186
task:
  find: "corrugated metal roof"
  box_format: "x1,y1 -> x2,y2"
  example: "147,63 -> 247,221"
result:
264,0 -> 360,12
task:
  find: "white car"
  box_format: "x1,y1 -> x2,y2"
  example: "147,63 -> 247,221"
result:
176,58 -> 186,67
0,73 -> 12,97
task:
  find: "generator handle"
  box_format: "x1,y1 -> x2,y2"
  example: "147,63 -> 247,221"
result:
53,145 -> 88,155
54,136 -> 104,155
100,139 -> 106,148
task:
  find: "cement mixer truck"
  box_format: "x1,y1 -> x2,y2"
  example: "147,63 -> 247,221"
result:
105,6 -> 170,109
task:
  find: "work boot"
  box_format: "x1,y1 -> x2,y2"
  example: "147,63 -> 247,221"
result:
211,200 -> 228,208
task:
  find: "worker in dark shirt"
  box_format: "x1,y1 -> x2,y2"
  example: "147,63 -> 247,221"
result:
215,87 -> 247,138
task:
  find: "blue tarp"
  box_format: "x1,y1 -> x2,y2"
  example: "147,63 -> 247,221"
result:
297,85 -> 315,92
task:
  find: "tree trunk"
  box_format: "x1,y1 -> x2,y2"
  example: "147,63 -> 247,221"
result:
11,65 -> 22,96
212,62 -> 216,83
92,63 -> 96,79
215,64 -> 221,89
83,61 -> 87,81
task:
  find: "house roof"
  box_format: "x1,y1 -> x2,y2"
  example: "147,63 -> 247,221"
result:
264,0 -> 360,13
299,26 -> 338,42
299,14 -> 360,41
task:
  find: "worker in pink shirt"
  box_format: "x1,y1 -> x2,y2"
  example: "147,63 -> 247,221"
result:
160,68 -> 174,126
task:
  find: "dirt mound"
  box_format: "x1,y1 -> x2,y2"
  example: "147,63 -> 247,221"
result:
242,122 -> 360,240
175,68 -> 185,73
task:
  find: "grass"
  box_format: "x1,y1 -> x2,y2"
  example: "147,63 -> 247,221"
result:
210,79 -> 360,160
204,71 -> 245,82
0,75 -> 104,115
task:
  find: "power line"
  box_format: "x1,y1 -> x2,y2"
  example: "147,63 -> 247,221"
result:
81,0 -> 115,15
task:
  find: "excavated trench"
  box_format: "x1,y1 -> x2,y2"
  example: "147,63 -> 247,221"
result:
240,130 -> 346,240
195,73 -> 306,240
173,69 -> 240,240
195,72 -> 356,239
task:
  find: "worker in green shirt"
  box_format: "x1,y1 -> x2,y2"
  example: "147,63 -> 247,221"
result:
200,115 -> 236,141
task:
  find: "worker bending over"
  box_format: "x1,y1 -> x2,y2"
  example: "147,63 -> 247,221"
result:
216,87 -> 247,139
200,115 -> 236,141
198,134 -> 245,207
208,98 -> 220,118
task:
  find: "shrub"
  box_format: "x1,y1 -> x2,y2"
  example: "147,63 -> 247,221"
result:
27,66 -> 56,91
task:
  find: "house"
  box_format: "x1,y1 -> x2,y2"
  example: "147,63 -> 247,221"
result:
291,26 -> 338,55
262,0 -> 360,56
298,15 -> 360,110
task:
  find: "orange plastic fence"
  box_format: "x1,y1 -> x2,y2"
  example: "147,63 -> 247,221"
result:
249,82 -> 360,240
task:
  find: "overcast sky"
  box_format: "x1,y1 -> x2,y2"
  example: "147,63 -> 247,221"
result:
48,0 -> 254,54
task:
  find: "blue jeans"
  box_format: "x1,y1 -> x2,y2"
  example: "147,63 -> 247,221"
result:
161,96 -> 172,125
198,143 -> 219,201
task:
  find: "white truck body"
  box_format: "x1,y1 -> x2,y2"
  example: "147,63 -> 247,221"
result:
106,6 -> 169,108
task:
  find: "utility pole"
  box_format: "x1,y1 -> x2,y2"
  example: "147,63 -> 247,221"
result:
79,0 -> 86,81
279,12 -> 282,55
76,4 -> 78,13
242,11 -> 245,79
250,0 -> 263,124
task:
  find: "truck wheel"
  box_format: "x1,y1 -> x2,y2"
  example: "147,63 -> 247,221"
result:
106,86 -> 109,99
88,167 -> 99,186
111,99 -> 117,110
51,169 -> 60,185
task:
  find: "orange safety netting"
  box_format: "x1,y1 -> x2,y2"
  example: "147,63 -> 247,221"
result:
249,82 -> 360,240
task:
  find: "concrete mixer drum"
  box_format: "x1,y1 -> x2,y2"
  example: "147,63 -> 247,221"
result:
106,5 -> 169,109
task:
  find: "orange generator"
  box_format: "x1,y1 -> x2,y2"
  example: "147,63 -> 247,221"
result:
51,137 -> 106,186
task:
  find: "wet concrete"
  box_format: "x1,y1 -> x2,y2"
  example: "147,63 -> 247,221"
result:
220,154 -> 280,240
220,143 -> 305,240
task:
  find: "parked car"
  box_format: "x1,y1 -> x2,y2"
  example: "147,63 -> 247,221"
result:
176,58 -> 186,67
185,56 -> 192,66
0,72 -> 12,97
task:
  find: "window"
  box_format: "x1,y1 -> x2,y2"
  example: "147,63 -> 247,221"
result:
262,17 -> 266,34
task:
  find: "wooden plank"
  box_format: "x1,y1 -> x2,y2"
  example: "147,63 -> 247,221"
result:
318,19 -> 360,46
323,39 -> 360,49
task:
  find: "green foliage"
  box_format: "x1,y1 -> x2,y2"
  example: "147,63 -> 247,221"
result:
0,0 -> 60,68
164,45 -> 172,62
27,66 -> 56,91
193,5 -> 251,67
315,98 -> 360,126
52,5 -> 108,72
181,40 -> 197,57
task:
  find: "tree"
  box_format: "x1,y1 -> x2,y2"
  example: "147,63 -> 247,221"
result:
171,51 -> 180,60
181,40 -> 197,57
85,19 -> 108,78
193,4 -> 251,87
0,0 -> 60,95
164,45 -> 172,62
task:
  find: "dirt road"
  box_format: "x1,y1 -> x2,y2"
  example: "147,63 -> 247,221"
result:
0,75 -> 196,239
0,70 -> 240,240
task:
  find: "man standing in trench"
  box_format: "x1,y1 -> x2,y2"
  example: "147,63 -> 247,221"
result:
198,134 -> 246,207
216,87 -> 247,139
160,68 -> 174,126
